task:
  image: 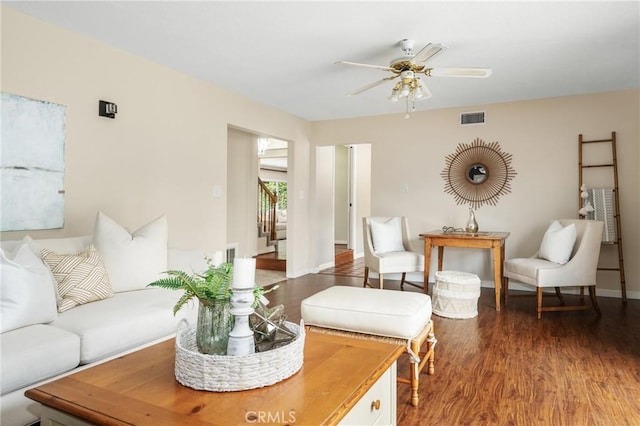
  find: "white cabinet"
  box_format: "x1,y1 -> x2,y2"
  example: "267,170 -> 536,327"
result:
340,361 -> 397,425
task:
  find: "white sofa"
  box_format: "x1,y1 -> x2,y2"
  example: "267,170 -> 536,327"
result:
0,214 -> 207,425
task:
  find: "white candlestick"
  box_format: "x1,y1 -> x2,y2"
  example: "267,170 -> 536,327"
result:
232,257 -> 256,289
227,287 -> 256,356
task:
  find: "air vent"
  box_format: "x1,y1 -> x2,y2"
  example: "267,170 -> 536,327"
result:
226,243 -> 238,263
460,111 -> 486,125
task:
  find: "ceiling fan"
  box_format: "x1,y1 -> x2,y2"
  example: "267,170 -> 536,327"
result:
337,39 -> 492,115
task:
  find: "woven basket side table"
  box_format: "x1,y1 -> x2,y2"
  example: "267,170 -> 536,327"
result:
432,270 -> 481,319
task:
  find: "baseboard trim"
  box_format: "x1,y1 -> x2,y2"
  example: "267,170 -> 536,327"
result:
482,280 -> 639,300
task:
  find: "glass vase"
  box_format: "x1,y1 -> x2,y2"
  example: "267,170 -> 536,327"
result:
196,299 -> 234,355
466,208 -> 479,233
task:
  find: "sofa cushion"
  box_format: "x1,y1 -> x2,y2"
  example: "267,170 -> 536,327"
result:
0,245 -> 57,333
301,286 -> 432,339
93,211 -> 168,293
0,324 -> 80,395
49,288 -> 196,365
41,245 -> 114,312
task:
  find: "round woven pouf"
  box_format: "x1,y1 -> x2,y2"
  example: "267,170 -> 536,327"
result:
432,271 -> 481,319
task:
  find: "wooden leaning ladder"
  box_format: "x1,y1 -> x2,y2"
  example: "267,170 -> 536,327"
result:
578,131 -> 626,303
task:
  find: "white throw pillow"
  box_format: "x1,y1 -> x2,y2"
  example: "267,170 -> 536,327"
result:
41,245 -> 114,312
370,217 -> 405,254
538,221 -> 577,265
93,211 -> 168,293
0,245 -> 58,332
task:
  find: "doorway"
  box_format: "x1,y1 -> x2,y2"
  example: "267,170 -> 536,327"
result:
227,128 -> 289,272
256,137 -> 288,271
316,143 -> 371,269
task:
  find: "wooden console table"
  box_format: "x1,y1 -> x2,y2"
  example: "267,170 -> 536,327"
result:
420,230 -> 510,311
26,330 -> 404,425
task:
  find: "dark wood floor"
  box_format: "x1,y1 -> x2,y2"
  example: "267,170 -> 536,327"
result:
263,269 -> 640,425
256,244 -> 354,271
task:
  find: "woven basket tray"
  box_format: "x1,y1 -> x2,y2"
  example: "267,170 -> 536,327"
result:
175,321 -> 305,392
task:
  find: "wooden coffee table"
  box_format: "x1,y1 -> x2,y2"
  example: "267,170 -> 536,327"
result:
26,330 -> 404,425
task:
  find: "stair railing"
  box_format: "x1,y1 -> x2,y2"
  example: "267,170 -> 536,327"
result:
258,178 -> 278,242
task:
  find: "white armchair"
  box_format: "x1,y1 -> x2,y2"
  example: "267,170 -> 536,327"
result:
504,219 -> 604,319
363,217 -> 424,290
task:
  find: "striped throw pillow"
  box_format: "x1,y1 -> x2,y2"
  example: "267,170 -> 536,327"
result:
41,244 -> 114,312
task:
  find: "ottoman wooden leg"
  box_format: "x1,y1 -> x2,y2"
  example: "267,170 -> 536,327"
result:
409,338 -> 421,407
426,322 -> 436,376
399,321 -> 436,407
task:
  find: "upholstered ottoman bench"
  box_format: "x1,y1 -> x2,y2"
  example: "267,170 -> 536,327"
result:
432,270 -> 481,319
301,286 -> 436,406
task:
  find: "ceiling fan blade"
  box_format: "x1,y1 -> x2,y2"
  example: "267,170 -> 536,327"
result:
349,75 -> 399,95
411,43 -> 447,63
336,61 -> 396,72
428,67 -> 493,78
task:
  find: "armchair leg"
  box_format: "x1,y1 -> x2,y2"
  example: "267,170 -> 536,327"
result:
400,272 -> 407,291
363,266 -> 369,288
504,278 -> 509,306
379,274 -> 384,289
537,287 -> 543,319
589,285 -> 602,316
554,287 -> 566,305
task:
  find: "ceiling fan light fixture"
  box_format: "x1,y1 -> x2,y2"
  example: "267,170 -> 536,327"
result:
419,82 -> 433,100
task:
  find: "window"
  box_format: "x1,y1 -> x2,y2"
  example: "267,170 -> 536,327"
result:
264,181 -> 287,210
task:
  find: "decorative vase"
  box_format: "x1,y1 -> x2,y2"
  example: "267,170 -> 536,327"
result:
196,299 -> 234,355
465,208 -> 479,233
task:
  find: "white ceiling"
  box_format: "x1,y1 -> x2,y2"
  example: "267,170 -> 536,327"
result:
6,1 -> 640,121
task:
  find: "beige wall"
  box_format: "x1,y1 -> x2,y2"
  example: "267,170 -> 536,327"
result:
352,144 -> 372,257
314,146 -> 335,269
334,145 -> 348,243
227,128 -> 259,259
1,7 -> 313,276
313,90 -> 639,298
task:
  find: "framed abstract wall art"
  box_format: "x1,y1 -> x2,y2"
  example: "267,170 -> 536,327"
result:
1,93 -> 66,231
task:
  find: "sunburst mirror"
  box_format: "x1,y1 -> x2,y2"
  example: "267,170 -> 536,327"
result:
441,138 -> 516,209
